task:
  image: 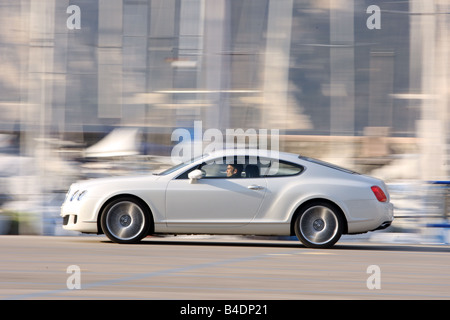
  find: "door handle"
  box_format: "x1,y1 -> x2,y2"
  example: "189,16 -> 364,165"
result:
248,185 -> 264,190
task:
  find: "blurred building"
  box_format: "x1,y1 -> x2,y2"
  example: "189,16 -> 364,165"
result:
0,0 -> 449,201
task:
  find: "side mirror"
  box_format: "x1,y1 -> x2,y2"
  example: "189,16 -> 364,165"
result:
188,169 -> 204,184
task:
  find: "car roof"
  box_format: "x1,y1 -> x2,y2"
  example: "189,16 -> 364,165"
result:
203,149 -> 300,162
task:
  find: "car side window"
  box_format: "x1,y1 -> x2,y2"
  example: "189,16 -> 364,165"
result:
201,158 -> 245,178
201,162 -> 229,178
175,157 -> 303,179
260,159 -> 303,177
199,158 -> 303,178
175,157 -> 243,179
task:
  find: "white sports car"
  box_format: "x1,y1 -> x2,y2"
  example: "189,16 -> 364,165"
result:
61,149 -> 394,248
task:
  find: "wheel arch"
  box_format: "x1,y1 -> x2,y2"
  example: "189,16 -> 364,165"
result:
290,198 -> 348,236
96,193 -> 154,235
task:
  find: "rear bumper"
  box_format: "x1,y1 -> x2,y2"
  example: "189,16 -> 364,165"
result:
346,201 -> 394,234
372,220 -> 392,231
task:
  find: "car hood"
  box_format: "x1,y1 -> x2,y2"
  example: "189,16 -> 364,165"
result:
68,174 -> 161,194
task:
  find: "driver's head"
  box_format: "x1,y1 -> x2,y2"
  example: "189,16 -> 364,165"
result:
226,164 -> 243,178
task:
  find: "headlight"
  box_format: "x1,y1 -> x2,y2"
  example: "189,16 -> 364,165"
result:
77,190 -> 87,201
68,189 -> 87,202
70,190 -> 79,202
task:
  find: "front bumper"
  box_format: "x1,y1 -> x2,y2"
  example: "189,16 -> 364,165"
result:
60,197 -> 100,234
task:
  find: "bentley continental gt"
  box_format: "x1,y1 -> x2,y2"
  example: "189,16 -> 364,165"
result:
61,149 -> 394,248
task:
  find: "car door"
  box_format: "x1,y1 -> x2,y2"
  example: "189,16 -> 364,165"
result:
165,158 -> 267,232
255,158 -> 306,221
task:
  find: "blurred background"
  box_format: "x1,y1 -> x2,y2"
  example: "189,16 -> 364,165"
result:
0,0 -> 449,243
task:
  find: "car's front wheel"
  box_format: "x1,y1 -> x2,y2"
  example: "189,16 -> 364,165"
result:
294,202 -> 344,248
101,197 -> 151,244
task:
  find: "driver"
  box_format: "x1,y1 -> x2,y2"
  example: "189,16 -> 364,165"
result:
226,163 -> 243,178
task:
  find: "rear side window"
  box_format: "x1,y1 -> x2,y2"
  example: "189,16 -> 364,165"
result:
260,159 -> 304,177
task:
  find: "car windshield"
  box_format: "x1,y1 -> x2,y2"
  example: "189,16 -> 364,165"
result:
153,154 -> 207,176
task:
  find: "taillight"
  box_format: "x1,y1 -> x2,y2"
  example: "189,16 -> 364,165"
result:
371,186 -> 387,202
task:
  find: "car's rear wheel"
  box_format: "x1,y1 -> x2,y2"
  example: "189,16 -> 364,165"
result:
294,202 -> 343,248
101,197 -> 151,244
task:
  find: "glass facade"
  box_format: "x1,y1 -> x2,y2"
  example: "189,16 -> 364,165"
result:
3,0 -> 446,136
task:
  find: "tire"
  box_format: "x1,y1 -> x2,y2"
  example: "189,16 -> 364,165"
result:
294,201 -> 344,249
100,197 -> 151,244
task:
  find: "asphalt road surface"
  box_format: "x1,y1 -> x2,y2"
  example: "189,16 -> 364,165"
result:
0,235 -> 449,300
